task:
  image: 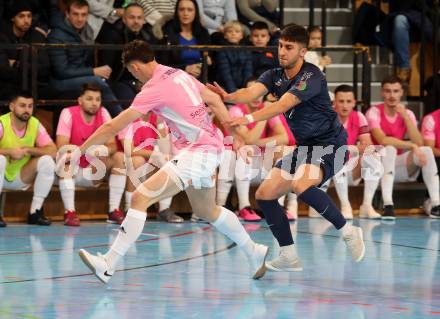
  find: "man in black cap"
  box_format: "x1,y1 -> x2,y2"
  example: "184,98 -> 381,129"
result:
0,0 -> 52,99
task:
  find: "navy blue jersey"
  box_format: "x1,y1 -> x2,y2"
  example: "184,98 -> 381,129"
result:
257,62 -> 345,145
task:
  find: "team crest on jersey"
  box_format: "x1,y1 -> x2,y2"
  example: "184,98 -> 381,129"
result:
295,71 -> 313,91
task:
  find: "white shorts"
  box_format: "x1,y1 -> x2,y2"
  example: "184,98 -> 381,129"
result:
3,175 -> 31,191
163,149 -> 223,189
395,151 -> 420,182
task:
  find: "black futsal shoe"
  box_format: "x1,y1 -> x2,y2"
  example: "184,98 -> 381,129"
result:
430,205 -> 440,219
0,216 -> 6,227
28,208 -> 52,226
381,205 -> 396,221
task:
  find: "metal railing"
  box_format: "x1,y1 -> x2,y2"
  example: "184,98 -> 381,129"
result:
0,42 -> 372,109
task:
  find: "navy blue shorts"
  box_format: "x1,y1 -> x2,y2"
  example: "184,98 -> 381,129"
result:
274,129 -> 348,187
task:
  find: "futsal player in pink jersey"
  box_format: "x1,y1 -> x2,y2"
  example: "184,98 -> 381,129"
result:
217,77 -> 297,222
366,75 -> 440,220
74,40 -> 268,283
56,84 -> 126,227
332,85 -> 382,219
421,109 -> 440,218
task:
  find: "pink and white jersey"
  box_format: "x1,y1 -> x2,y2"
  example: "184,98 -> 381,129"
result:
130,64 -> 223,153
0,122 -> 52,147
342,110 -> 370,145
56,105 -> 112,167
226,103 -> 296,147
422,109 -> 440,148
118,113 -> 159,151
366,103 -> 417,142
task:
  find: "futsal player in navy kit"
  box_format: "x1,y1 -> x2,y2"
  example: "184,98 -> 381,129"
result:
208,23 -> 365,272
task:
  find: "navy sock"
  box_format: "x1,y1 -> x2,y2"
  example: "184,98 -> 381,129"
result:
256,199 -> 293,246
298,186 -> 346,229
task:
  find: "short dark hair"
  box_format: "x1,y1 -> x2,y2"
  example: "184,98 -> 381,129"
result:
9,90 -> 33,103
67,0 -> 89,12
124,3 -> 143,11
251,21 -> 270,32
80,83 -> 102,95
122,40 -> 155,65
334,84 -> 355,96
307,25 -> 321,34
381,75 -> 403,88
280,23 -> 309,47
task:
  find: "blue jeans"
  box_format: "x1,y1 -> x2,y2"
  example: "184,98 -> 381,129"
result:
393,14 -> 410,69
50,75 -> 123,117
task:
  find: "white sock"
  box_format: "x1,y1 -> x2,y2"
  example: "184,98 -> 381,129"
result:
216,149 -> 235,206
212,207 -> 254,256
104,208 -> 147,270
216,179 -> 232,206
30,156 -> 55,214
363,179 -> 379,206
416,147 -> 440,206
236,178 -> 251,209
334,170 -> 350,207
361,153 -> 381,206
109,174 -> 126,211
278,195 -> 286,207
159,197 -> 172,211
124,191 -> 133,212
59,179 -> 75,212
381,146 -> 397,206
286,193 -> 297,211
340,222 -> 354,237
0,155 -> 6,194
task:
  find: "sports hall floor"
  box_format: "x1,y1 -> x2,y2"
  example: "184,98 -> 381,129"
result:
0,217 -> 438,319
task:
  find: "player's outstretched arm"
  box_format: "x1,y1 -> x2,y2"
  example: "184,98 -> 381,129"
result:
228,92 -> 299,127
80,108 -> 143,154
207,81 -> 268,104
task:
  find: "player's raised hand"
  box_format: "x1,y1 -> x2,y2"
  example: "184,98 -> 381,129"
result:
206,82 -> 229,101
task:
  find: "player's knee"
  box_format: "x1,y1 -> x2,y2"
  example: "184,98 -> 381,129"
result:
420,146 -> 434,158
112,151 -> 125,165
37,155 -> 56,175
382,145 -> 397,161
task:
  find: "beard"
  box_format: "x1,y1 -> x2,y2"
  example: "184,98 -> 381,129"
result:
16,113 -> 30,122
83,109 -> 98,116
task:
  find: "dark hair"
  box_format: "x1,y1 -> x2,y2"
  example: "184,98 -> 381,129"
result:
124,3 -> 143,11
251,21 -> 270,32
9,90 -> 33,102
307,25 -> 321,34
280,23 -> 309,47
381,75 -> 403,88
122,40 -> 155,65
169,0 -> 205,39
66,0 -> 89,12
334,84 -> 355,96
80,83 -> 102,95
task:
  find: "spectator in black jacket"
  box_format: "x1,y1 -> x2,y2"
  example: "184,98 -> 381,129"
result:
163,0 -> 210,79
99,3 -> 159,102
0,1 -> 54,99
249,21 -> 277,78
47,0 -> 122,117
215,20 -> 253,93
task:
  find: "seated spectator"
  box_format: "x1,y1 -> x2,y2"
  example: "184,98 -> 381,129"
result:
305,26 -> 331,71
56,84 -> 126,226
0,1 -> 59,100
196,0 -> 237,34
217,77 -> 295,221
366,75 -> 440,220
163,0 -> 210,79
236,0 -> 279,31
99,3 -> 159,102
88,0 -> 126,41
3,0 -> 51,34
249,21 -> 277,78
118,113 -> 183,222
48,0 -> 123,117
0,91 -> 56,227
135,0 -> 177,40
215,21 -> 253,93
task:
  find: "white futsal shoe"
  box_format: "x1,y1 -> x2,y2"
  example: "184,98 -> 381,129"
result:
265,250 -> 303,272
308,206 -> 321,218
79,249 -> 114,284
250,244 -> 269,280
359,204 -> 382,219
343,226 -> 365,262
341,204 -> 353,220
